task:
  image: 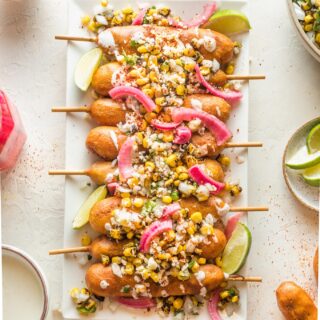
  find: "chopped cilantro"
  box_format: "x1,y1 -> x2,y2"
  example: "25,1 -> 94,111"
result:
141,200 -> 156,215
130,40 -> 139,48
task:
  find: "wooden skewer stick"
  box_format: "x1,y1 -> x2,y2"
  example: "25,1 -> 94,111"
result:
226,75 -> 266,80
228,276 -> 262,283
49,246 -> 90,255
49,170 -> 87,176
52,106 -> 89,112
225,142 -> 263,148
55,35 -> 96,42
230,206 -> 268,212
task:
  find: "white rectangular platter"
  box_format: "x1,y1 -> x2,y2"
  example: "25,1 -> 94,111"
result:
62,0 -> 250,319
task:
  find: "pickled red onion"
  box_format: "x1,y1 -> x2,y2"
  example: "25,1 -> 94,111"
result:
195,64 -> 242,103
208,290 -> 222,320
151,119 -> 181,131
171,107 -> 231,146
161,203 -> 181,220
0,91 -> 15,151
107,182 -> 119,195
169,3 -> 217,28
118,137 -> 135,180
173,126 -> 192,144
109,86 -> 156,112
225,212 -> 244,240
132,8 -> 147,25
140,220 -> 173,252
188,165 -> 225,195
115,297 -> 156,309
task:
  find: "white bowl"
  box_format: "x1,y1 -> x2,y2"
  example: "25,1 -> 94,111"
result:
287,0 -> 320,63
2,244 -> 49,319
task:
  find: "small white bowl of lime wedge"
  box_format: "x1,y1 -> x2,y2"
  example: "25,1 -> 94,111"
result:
283,118 -> 320,212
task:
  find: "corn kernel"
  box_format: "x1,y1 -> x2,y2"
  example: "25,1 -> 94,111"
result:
173,298 -> 183,309
155,97 -> 166,106
166,154 -> 178,167
166,230 -> 176,242
304,23 -> 313,32
161,63 -> 170,72
142,88 -> 154,98
140,119 -> 148,131
122,7 -> 133,14
123,247 -> 135,257
112,256 -> 121,264
179,173 -> 189,181
191,261 -> 200,273
170,267 -> 179,277
231,296 -> 239,303
144,112 -> 157,123
174,180 -> 180,187
121,198 -> 132,208
302,3 -> 311,10
127,231 -> 134,239
215,256 -> 223,267
162,131 -> 174,142
176,85 -> 186,96
190,211 -> 203,224
187,225 -> 196,235
145,161 -> 155,171
81,233 -> 92,246
81,15 -> 91,26
88,21 -> 97,32
142,269 -> 151,280
162,195 -> 173,204
137,45 -> 148,53
178,270 -> 190,280
177,244 -> 186,253
125,14 -> 133,23
316,33 -> 320,45
149,71 -> 158,83
125,263 -> 134,275
164,179 -> 173,187
70,288 -> 80,302
136,77 -> 149,86
158,253 -> 171,260
128,69 -> 140,78
220,281 -> 228,288
133,198 -> 144,208
230,185 -> 242,196
220,291 -> 229,299
121,192 -> 130,198
110,229 -> 121,239
133,258 -> 142,266
142,138 -> 149,148
112,16 -> 123,25
200,225 -> 214,236
304,14 -> 314,23
184,63 -> 196,72
226,64 -> 234,75
101,0 -> 108,6
150,272 -> 160,282
200,66 -> 210,76
101,254 -> 110,265
159,7 -> 170,16
218,155 -> 231,167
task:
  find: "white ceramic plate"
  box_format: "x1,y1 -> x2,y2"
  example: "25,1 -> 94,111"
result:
62,1 -> 250,319
287,0 -> 320,63
283,117 -> 320,212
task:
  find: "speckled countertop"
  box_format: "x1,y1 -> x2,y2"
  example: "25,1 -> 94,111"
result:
0,0 -> 319,319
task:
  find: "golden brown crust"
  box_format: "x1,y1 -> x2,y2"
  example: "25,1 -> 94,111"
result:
90,99 -> 126,125
86,126 -> 127,161
203,159 -> 225,182
86,161 -> 116,185
276,281 -> 318,320
180,196 -> 218,218
314,247 -> 318,282
198,230 -> 226,259
86,263 -> 224,298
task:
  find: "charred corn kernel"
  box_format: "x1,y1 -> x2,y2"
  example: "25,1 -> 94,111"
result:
185,155 -> 197,168
110,229 -> 121,239
88,21 -> 97,32
190,211 -> 203,224
70,287 -> 80,301
142,138 -> 149,148
196,193 -> 210,202
170,267 -> 179,277
81,233 -> 92,246
125,263 -> 134,275
159,7 -> 170,16
174,180 -> 180,187
112,16 -> 123,25
101,254 -> 110,265
166,230 -> 176,242
136,77 -> 149,86
187,225 -> 196,235
140,119 -> 148,131
125,14 -> 133,23
136,132 -> 144,143
155,97 -> 166,106
133,258 -> 142,266
164,179 -> 173,187
142,88 -> 154,98
176,85 -> 186,96
224,183 -> 232,191
215,256 -> 223,267
230,185 -> 242,196
144,178 -> 151,188
149,71 -> 158,83
123,247 -> 135,257
112,256 -> 121,264
158,253 -> 171,260
162,131 -> 174,142
152,173 -> 160,182
316,33 -> 320,44
231,296 -> 239,303
304,23 -> 313,32
304,14 -> 314,23
121,198 -> 132,208
218,155 -> 231,166
168,296 -> 175,303
121,192 -> 130,198
148,55 -> 158,66
161,63 -> 170,72
122,7 -> 133,14
137,45 -> 148,53
128,177 -> 139,188
302,2 -> 311,10
183,47 -> 196,57
126,231 -> 134,239
160,18 -> 169,26
191,262 -> 200,273
178,244 -> 186,253
220,281 -> 228,288
175,58 -> 182,66
220,291 -> 229,299
161,261 -> 170,269
176,166 -> 187,174
145,161 -> 155,171
184,63 -> 196,72
178,173 -> 189,181
81,15 -> 91,26
128,69 -> 140,78
178,271 -> 190,280
148,8 -> 157,15
173,298 -> 183,309
226,64 -> 234,75
200,225 -> 214,236
133,198 -> 144,208
162,195 -> 172,204
166,154 -> 178,167
142,269 -> 151,280
200,66 -> 210,76
150,272 -> 160,282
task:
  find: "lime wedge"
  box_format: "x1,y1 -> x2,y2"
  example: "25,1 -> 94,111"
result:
74,47 -> 103,91
303,163 -> 320,187
221,222 -> 251,274
73,185 -> 107,229
286,145 -> 320,170
202,9 -> 251,35
307,123 -> 320,154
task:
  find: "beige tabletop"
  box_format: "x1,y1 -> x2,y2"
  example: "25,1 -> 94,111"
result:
0,0 -> 319,319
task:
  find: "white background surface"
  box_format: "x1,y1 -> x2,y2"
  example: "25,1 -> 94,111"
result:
0,0 -> 319,319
